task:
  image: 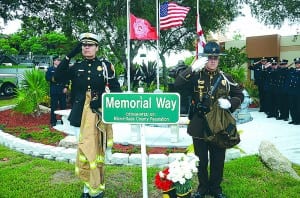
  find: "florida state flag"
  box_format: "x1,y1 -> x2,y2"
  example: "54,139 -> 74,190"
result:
130,14 -> 158,40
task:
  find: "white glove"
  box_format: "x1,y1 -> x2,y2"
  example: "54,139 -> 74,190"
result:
191,57 -> 208,72
218,98 -> 231,109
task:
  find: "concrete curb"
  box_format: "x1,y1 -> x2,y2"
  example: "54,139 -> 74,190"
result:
0,106 -> 242,166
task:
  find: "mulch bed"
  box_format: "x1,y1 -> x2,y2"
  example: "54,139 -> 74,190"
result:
0,109 -> 51,128
0,109 -> 186,154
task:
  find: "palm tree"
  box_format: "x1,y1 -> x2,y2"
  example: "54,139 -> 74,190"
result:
132,60 -> 157,89
14,69 -> 49,116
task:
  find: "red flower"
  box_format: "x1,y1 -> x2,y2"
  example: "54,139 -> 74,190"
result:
154,168 -> 173,191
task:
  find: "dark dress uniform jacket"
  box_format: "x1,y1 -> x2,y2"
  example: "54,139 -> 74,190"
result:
54,57 -> 121,127
248,63 -> 265,86
174,67 -> 244,138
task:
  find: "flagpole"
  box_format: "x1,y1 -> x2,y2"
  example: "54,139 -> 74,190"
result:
197,0 -> 199,59
197,0 -> 199,16
155,0 -> 160,91
127,0 -> 131,92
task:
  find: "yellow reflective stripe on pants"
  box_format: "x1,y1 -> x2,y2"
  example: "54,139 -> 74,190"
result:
79,154 -> 88,162
107,138 -> 113,148
96,155 -> 105,163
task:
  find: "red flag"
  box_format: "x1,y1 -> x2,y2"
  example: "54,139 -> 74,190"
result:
196,14 -> 206,58
130,14 -> 158,40
160,2 -> 190,30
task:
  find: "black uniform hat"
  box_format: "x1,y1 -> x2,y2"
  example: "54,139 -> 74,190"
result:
271,59 -> 277,66
279,59 -> 288,65
79,33 -> 100,45
294,58 -> 300,64
198,41 -> 225,56
261,57 -> 267,61
52,55 -> 60,61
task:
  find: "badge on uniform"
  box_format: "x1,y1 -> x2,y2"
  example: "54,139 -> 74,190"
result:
221,80 -> 226,86
97,66 -> 103,71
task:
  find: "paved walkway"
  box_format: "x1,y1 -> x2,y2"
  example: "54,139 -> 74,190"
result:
237,111 -> 300,165
112,110 -> 300,165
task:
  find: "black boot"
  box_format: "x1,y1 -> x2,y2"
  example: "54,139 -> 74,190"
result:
214,193 -> 226,198
92,192 -> 104,198
81,193 -> 90,198
192,191 -> 206,198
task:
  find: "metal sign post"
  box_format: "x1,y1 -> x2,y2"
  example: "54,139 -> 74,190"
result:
102,92 -> 180,197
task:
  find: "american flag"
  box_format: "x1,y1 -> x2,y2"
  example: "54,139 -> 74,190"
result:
160,2 -> 190,30
196,14 -> 206,58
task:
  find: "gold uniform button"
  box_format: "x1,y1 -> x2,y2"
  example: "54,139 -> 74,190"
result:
88,70 -> 91,73
87,77 -> 90,80
88,64 -> 91,67
88,85 -> 91,88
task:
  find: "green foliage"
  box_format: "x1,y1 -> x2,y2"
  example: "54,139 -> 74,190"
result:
248,1 -> 300,27
184,56 -> 195,67
0,38 -> 19,55
186,144 -> 195,154
19,126 -> 64,144
219,47 -> 248,84
14,69 -> 49,115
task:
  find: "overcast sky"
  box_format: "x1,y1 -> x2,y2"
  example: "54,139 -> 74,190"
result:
226,5 -> 299,39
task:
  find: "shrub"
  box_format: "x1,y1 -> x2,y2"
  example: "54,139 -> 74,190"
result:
14,69 -> 49,116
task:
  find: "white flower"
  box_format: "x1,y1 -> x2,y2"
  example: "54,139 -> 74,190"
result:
158,170 -> 165,178
167,155 -> 199,184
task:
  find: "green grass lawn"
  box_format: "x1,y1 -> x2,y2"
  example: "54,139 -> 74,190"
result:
0,97 -> 16,107
0,145 -> 300,198
1,99 -> 300,197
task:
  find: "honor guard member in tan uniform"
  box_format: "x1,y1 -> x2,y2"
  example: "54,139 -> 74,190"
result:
174,42 -> 244,198
54,33 -> 121,198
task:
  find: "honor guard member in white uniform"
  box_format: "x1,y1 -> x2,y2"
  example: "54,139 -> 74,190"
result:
54,33 -> 121,198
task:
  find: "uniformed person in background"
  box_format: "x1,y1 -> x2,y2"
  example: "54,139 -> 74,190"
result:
264,59 -> 279,118
286,58 -> 300,125
54,33 -> 121,198
45,56 -> 69,127
276,59 -> 289,121
175,41 -> 244,198
248,57 -> 270,112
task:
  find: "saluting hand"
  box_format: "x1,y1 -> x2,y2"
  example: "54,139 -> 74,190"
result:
191,57 -> 208,72
67,42 -> 82,59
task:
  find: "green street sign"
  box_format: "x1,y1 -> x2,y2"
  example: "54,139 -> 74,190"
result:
102,93 -> 180,124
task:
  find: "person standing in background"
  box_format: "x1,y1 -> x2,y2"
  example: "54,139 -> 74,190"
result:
45,56 -> 68,127
287,58 -> 300,125
248,57 -> 269,113
276,59 -> 289,121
